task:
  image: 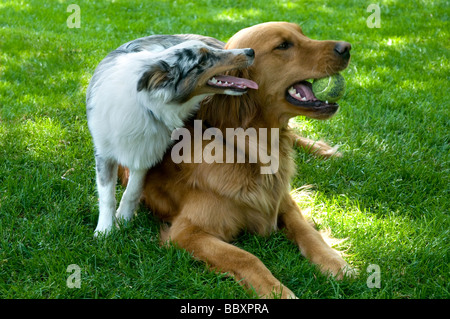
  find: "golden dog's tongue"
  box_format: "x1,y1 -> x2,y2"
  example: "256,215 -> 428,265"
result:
209,75 -> 259,89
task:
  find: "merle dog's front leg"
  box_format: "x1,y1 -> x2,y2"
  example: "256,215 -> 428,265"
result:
94,156 -> 118,237
115,168 -> 147,224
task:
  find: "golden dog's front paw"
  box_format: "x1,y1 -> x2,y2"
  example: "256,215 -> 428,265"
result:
317,251 -> 357,280
261,284 -> 297,299
279,285 -> 298,299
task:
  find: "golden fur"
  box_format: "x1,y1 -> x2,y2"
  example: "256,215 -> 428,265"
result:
119,22 -> 353,298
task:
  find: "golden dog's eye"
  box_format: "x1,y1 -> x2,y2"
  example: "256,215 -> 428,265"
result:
275,41 -> 293,50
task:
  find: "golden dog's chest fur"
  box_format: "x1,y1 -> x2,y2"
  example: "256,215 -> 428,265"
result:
120,122 -> 295,242
184,126 -> 296,240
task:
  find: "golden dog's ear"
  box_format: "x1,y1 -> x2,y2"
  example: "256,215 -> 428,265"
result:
137,61 -> 172,92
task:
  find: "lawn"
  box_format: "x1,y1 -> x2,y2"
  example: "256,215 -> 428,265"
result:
0,0 -> 448,299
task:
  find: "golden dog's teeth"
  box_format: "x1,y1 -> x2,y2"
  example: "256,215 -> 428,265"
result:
210,77 -> 217,84
295,93 -> 301,98
301,97 -> 307,101
288,87 -> 296,95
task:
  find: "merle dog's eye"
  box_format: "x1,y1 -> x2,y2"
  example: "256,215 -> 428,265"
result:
198,55 -> 208,66
275,41 -> 293,50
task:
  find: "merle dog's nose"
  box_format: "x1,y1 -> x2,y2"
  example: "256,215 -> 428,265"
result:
245,48 -> 255,58
334,42 -> 351,60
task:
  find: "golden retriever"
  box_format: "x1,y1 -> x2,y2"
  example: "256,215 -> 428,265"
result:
119,22 -> 353,298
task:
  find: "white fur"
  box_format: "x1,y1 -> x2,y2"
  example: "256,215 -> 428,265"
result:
88,47 -> 208,171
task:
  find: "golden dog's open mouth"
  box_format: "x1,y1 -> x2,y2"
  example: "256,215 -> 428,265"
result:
285,80 -> 339,111
207,75 -> 259,93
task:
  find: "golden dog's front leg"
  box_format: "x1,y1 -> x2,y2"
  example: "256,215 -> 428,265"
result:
279,197 -> 353,279
165,218 -> 296,299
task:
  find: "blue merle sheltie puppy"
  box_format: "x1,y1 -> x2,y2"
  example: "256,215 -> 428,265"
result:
86,34 -> 258,236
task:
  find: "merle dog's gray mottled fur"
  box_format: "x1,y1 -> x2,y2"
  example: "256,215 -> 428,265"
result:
119,34 -> 225,52
86,35 -> 225,115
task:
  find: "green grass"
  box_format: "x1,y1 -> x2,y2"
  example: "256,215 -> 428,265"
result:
0,0 -> 448,299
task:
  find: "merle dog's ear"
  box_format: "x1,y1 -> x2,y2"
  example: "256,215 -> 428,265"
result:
137,61 -> 172,92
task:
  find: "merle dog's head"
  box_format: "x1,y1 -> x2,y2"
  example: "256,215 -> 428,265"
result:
137,40 -> 258,103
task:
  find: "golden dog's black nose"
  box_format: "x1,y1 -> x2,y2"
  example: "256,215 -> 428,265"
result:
334,42 -> 351,60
